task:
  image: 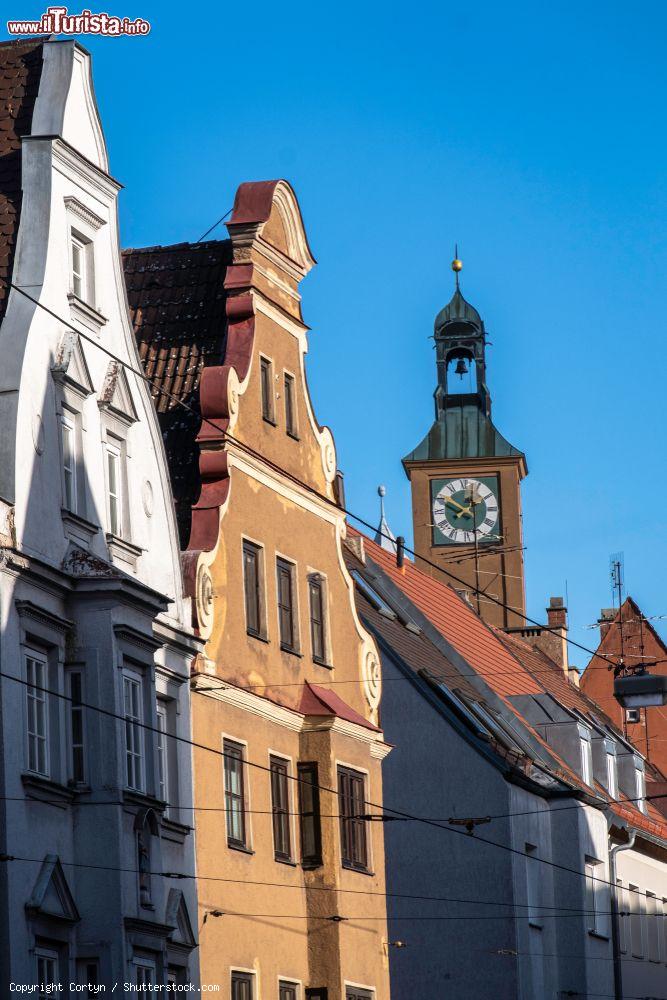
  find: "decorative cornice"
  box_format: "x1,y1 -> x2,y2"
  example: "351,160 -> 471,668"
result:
113,623 -> 163,655
15,599 -> 73,635
64,195 -> 105,231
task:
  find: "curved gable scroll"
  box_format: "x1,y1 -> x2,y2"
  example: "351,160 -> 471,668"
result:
227,179 -> 316,278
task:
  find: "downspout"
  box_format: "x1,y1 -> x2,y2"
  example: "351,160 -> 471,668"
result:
609,830 -> 636,1000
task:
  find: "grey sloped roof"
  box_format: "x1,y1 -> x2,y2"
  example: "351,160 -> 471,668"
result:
434,288 -> 482,334
403,404 -> 525,464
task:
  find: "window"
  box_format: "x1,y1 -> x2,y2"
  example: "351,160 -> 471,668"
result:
280,982 -> 299,1000
137,816 -> 153,907
629,884 -> 643,957
135,963 -> 155,987
36,947 -> 58,989
76,959 -> 100,997
616,880 -> 627,953
284,372 -> 298,437
106,441 -> 122,537
71,230 -> 93,303
585,858 -> 608,936
646,892 -> 660,961
345,990 -> 373,1000
260,356 -> 275,422
277,558 -> 298,652
26,651 -> 49,776
298,762 -> 322,869
626,708 -> 641,724
309,576 -> 327,664
123,672 -> 144,791
61,414 -> 77,512
525,843 -> 542,928
635,765 -> 647,813
243,541 -> 264,638
338,766 -> 369,871
305,991 -> 328,1000
606,751 -> 618,799
156,703 -> 168,803
231,971 -> 253,1000
224,739 -> 247,849
67,669 -> 85,785
270,756 -> 292,861
580,733 -> 592,786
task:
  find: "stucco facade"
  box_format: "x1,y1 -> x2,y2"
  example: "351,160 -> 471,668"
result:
0,38 -> 200,991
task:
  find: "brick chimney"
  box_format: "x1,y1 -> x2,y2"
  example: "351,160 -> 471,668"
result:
505,596 -> 570,677
598,608 -> 616,641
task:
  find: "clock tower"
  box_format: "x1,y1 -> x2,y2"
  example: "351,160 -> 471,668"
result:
403,258 -> 527,629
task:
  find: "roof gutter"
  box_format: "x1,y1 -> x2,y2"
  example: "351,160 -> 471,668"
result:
609,829 -> 636,1000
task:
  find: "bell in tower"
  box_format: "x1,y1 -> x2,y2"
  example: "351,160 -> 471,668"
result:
402,254 -> 528,630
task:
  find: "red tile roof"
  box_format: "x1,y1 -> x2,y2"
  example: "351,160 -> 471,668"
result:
122,240 -> 230,545
0,39 -> 43,326
299,681 -> 381,732
354,529 -> 667,842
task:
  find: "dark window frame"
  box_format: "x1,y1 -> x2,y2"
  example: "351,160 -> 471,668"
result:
338,766 -> 369,872
309,576 -> 327,665
223,739 -> 248,850
260,356 -> 276,424
276,557 -> 298,653
298,761 -> 322,869
279,981 -> 298,1000
284,372 -> 298,439
243,540 -> 264,638
270,755 -> 292,862
345,990 -> 373,1000
231,971 -> 254,1000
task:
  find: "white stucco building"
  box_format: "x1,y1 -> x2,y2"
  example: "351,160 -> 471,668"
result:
0,37 -> 201,990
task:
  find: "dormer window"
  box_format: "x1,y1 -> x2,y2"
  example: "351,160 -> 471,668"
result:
635,764 -> 647,813
70,229 -> 94,305
606,749 -> 618,799
579,729 -> 593,786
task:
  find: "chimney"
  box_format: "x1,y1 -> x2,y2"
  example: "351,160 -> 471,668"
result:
546,597 -> 569,677
598,608 -> 616,641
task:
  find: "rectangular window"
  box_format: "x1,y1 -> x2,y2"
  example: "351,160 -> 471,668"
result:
298,762 -> 322,869
284,373 -> 298,437
76,959 -> 100,997
231,971 -> 253,1000
36,948 -> 58,989
156,703 -> 168,803
61,415 -> 77,512
345,990 -> 373,1000
280,981 -> 298,1000
305,991 -> 328,1000
629,884 -> 643,957
71,231 -> 91,302
635,766 -> 647,813
646,892 -> 660,962
580,736 -> 592,786
270,756 -> 292,861
616,880 -> 627,953
106,441 -> 122,537
67,669 -> 85,785
338,766 -> 369,871
123,672 -> 144,791
243,541 -> 263,638
277,558 -> 297,652
224,739 -> 247,849
135,964 -> 155,987
260,356 -> 275,422
606,752 -> 618,798
309,577 -> 326,664
26,651 -> 49,776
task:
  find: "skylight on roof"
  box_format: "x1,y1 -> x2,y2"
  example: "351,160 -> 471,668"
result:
351,570 -> 396,619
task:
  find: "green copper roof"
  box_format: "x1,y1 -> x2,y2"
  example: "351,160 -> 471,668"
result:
434,288 -> 482,335
402,403 -> 525,465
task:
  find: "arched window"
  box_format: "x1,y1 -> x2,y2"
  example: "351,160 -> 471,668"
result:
445,350 -> 476,395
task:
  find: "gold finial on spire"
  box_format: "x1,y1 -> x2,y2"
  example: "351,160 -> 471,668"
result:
451,244 -> 463,289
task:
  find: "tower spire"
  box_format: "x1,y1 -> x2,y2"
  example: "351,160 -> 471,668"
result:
451,245 -> 463,290
374,485 -> 397,554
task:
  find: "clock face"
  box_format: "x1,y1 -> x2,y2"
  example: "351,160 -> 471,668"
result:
431,476 -> 501,546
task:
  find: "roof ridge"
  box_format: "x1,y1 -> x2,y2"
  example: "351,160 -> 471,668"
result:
122,239 -> 230,256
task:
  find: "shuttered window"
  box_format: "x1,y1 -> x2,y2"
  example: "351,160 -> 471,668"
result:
224,740 -> 247,849
270,756 -> 292,861
298,762 -> 322,869
243,541 -> 263,637
277,558 -> 297,651
338,766 -> 369,871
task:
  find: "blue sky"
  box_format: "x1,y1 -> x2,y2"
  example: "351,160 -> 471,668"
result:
5,1 -> 667,655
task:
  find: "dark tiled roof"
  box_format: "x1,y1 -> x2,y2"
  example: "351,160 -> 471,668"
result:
0,39 -> 43,325
122,240 -> 231,545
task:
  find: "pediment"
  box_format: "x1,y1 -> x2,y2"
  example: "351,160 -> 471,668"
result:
52,331 -> 94,397
98,361 -> 138,423
26,854 -> 80,923
166,888 -> 197,948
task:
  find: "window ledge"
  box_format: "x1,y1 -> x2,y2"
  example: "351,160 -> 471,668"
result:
21,772 -> 76,806
286,431 -> 300,441
262,416 -> 278,428
68,292 -> 108,333
123,788 -> 165,811
280,644 -> 303,658
106,532 -> 144,569
61,508 -> 99,546
247,630 -> 270,645
228,841 -> 255,856
313,657 -> 333,670
588,930 -> 610,942
301,860 -> 323,872
161,816 -> 192,843
275,856 -> 298,867
341,862 -> 374,877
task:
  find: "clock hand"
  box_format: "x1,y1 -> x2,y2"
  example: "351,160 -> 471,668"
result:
443,497 -> 473,520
